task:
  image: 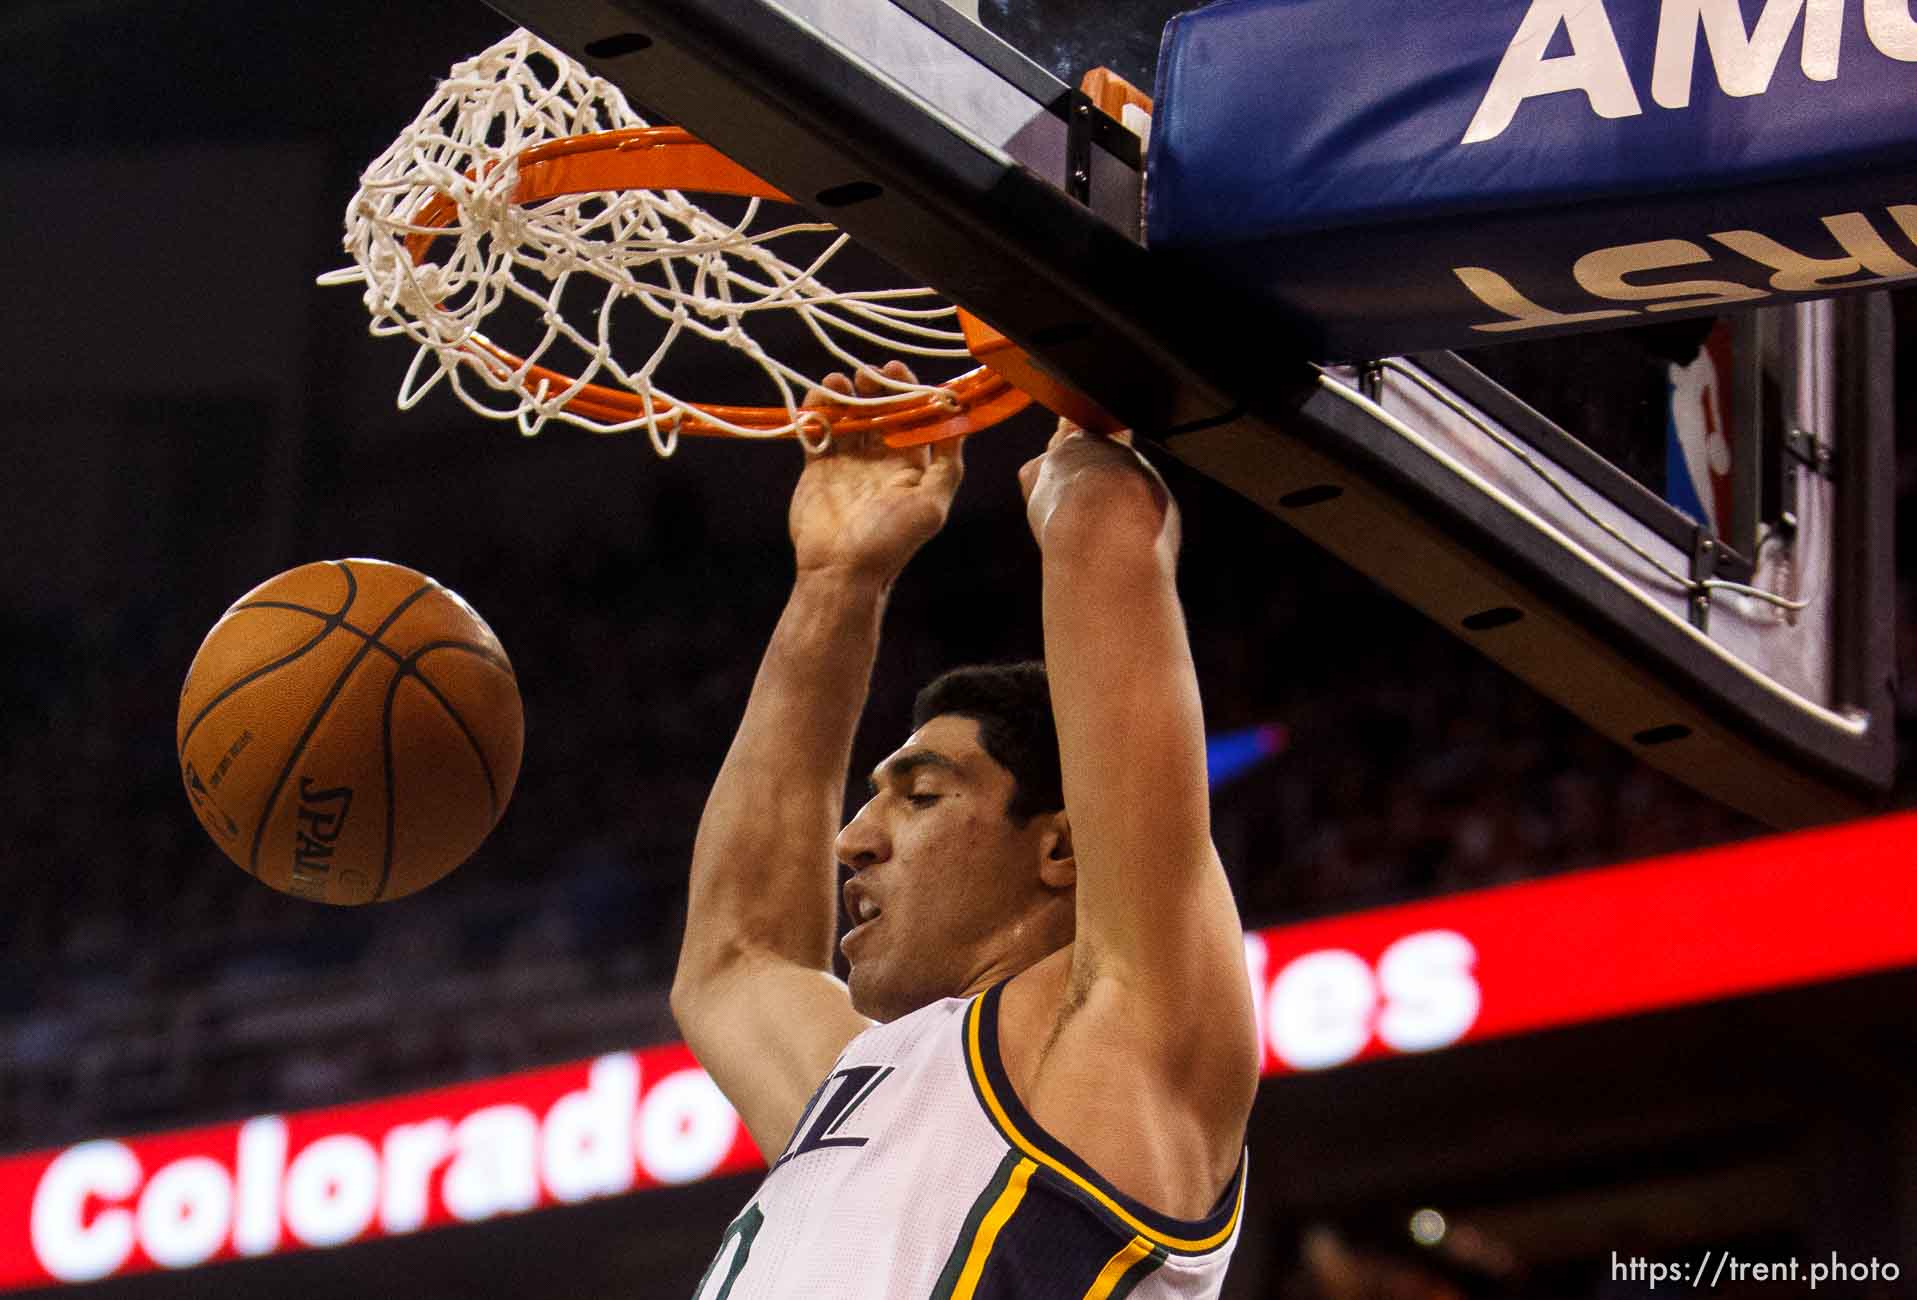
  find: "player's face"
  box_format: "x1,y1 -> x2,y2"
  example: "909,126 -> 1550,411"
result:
834,714 -> 1067,1022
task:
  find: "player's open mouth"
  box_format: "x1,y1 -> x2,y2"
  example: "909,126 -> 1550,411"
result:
843,879 -> 880,925
841,891 -> 882,955
840,918 -> 879,959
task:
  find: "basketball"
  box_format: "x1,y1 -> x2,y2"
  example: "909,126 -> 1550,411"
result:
176,558 -> 524,905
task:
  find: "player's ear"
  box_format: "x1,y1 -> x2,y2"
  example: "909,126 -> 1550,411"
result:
1036,811 -> 1074,890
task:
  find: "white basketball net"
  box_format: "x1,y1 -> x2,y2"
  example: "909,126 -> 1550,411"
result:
319,29 -> 976,453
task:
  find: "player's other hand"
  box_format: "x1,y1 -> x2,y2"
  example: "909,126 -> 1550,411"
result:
790,361 -> 965,585
1018,419 -> 1179,555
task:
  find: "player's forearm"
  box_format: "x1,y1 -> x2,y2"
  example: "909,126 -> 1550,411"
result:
1037,463 -> 1219,956
1034,454 -> 1190,752
1038,515 -> 1208,840
676,568 -> 887,990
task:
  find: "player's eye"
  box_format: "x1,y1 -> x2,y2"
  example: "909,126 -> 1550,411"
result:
905,793 -> 940,808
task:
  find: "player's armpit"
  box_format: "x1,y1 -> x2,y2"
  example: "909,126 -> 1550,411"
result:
671,953 -> 873,1162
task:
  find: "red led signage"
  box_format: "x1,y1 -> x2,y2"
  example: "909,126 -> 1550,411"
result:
1,812 -> 1910,1288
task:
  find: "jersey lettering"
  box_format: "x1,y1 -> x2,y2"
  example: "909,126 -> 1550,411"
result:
692,1204 -> 765,1300
771,1065 -> 894,1172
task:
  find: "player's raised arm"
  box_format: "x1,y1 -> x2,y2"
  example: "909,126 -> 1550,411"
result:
672,364 -> 964,1159
1017,422 -> 1259,1119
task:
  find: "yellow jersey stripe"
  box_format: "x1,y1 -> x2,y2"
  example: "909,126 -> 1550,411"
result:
1081,1235 -> 1157,1300
950,1157 -> 1036,1300
964,995 -> 1244,1254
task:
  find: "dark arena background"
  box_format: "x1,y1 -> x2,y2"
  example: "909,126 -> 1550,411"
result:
2,1 -> 1914,1297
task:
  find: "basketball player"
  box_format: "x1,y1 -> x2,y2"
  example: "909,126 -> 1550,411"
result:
672,363 -> 1259,1298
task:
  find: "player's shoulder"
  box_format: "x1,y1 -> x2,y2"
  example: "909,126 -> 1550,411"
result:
990,949 -> 1253,1221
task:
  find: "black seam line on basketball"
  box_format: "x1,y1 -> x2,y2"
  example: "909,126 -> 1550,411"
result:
402,643 -> 506,816
235,604 -> 400,660
178,565 -> 359,770
404,636 -> 515,679
233,599 -> 347,622
234,602 -> 516,679
369,642 -> 507,905
376,661 -> 402,904
246,579 -> 440,881
235,602 -> 415,665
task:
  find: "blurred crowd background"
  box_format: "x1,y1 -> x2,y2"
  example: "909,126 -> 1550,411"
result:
2,317 -> 1907,1152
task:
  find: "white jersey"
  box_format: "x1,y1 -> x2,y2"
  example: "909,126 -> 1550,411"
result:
691,982 -> 1245,1300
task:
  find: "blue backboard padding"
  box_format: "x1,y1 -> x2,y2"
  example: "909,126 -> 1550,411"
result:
1148,0 -> 1917,358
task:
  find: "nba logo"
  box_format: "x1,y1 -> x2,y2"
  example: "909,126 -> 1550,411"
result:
1664,320 -> 1736,533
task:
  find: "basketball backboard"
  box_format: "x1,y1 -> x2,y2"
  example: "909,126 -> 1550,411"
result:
472,0 -> 1896,826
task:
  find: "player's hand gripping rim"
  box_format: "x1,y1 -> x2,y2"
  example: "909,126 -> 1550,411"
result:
1018,418 -> 1178,553
787,361 -> 966,586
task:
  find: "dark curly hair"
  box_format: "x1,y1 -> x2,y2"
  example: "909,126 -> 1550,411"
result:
911,662 -> 1063,825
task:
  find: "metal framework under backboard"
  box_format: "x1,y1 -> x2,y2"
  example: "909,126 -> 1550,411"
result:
479,0 -> 1894,825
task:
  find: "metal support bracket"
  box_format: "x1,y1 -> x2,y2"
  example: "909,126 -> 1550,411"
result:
1689,531 -> 1721,632
1063,86 -> 1141,207
1065,89 -> 1093,204
1782,428 -> 1835,478
1777,427 -> 1833,539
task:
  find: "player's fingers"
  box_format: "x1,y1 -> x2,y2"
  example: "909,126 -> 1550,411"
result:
800,373 -> 856,453
853,362 -> 916,400
1048,416 -> 1137,453
1017,453 -> 1042,502
835,419 -> 881,460
794,406 -> 836,458
926,432 -> 965,489
805,371 -> 855,408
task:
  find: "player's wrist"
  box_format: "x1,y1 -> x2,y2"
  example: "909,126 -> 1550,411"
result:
791,561 -> 897,606
1032,469 -> 1169,557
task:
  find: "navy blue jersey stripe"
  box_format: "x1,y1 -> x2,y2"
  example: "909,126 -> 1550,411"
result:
964,984 -> 1244,1254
